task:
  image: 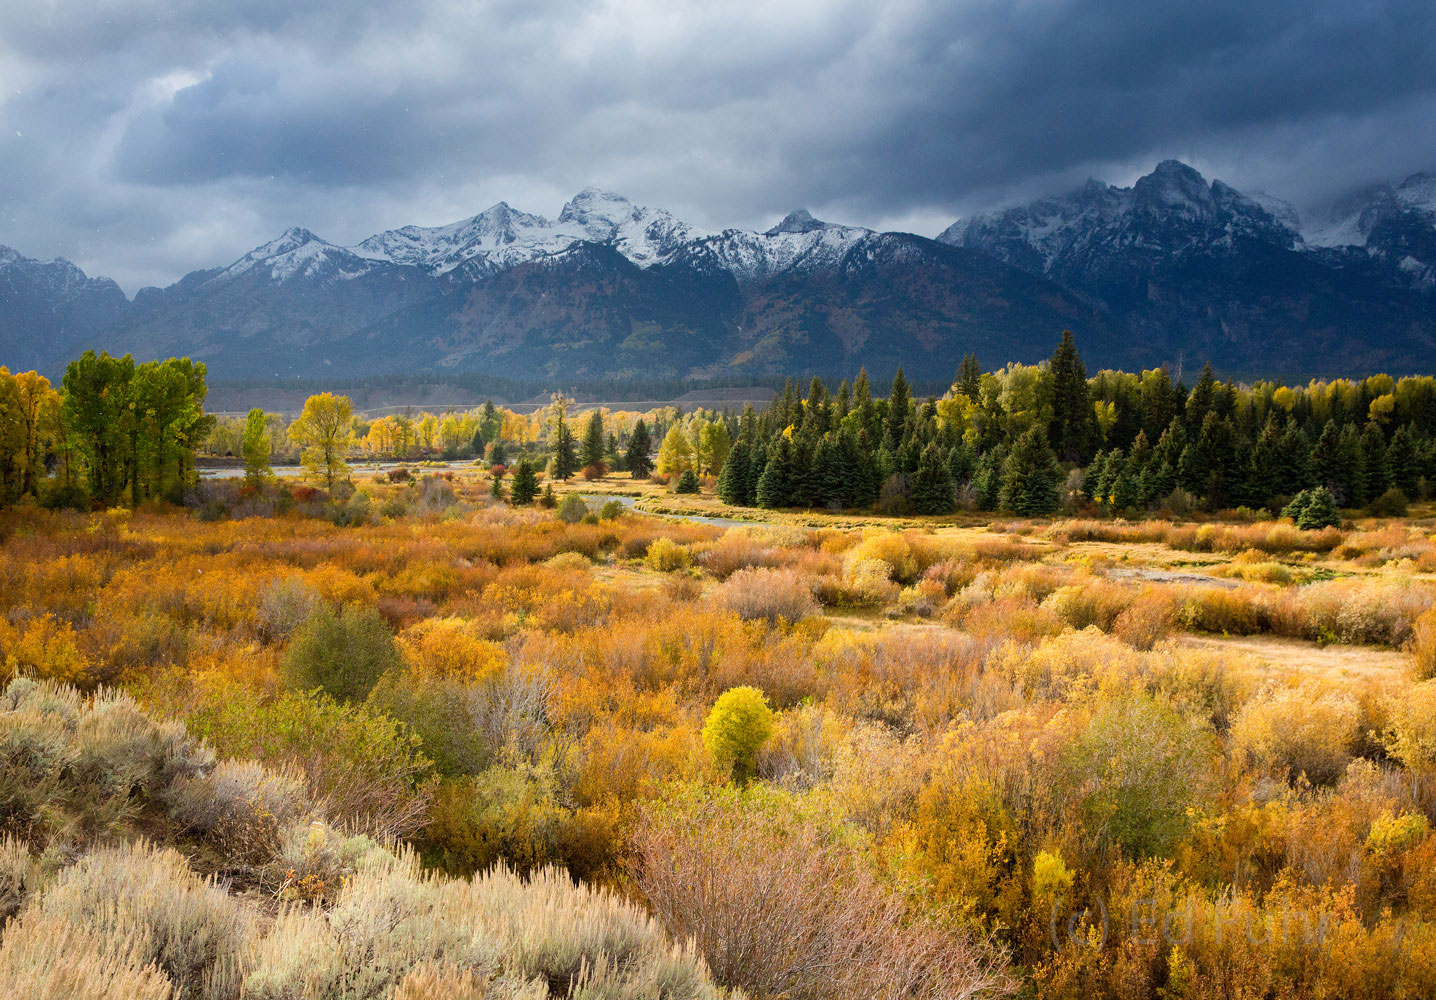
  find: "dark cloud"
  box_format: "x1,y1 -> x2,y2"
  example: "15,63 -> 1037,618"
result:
1,0 -> 1433,292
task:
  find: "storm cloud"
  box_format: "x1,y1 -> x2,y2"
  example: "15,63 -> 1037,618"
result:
2,0 -> 1434,292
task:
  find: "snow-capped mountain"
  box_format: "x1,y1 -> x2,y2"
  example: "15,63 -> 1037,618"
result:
1303,172 -> 1436,290
940,160 -> 1301,279
0,245 -> 130,370
4,166 -> 1434,382
939,160 -> 1434,373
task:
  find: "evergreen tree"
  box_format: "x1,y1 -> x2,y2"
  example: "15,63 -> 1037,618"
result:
1387,425 -> 1421,497
972,448 -> 1005,511
745,440 -> 768,506
755,438 -> 793,508
580,410 -> 606,469
489,439 -> 508,467
1361,422 -> 1392,500
805,377 -> 830,434
1047,330 -> 1094,463
885,368 -> 911,452
716,437 -> 751,505
998,429 -> 1062,515
957,353 -> 982,400
625,419 -> 653,478
509,459 -> 538,504
552,417 -> 577,480
1185,363 -> 1218,430
947,440 -> 976,486
910,442 -> 956,514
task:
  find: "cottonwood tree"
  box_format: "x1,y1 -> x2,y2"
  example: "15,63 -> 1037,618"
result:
289,392 -> 355,491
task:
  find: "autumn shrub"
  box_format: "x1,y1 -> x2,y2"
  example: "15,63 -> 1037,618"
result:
1275,576 -> 1435,646
1064,694 -> 1217,858
644,536 -> 693,572
1230,685 -> 1360,785
18,840 -> 250,1000
0,612 -> 92,684
1112,588 -> 1178,649
701,686 -> 774,782
1412,608 -> 1436,681
255,576 -> 321,643
755,704 -> 851,789
185,684 -> 435,840
630,785 -> 1012,1000
1174,585 -> 1266,635
281,601 -> 403,702
717,567 -> 818,623
697,529 -> 783,579
1381,680 -> 1436,774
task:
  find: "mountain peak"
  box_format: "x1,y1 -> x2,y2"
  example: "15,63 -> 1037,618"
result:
1133,160 -> 1214,214
558,187 -> 642,241
765,209 -> 835,235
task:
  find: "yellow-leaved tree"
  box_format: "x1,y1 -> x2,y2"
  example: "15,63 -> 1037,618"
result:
289,392 -> 355,490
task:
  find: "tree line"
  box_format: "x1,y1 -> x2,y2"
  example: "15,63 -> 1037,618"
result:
707,331 -> 1436,518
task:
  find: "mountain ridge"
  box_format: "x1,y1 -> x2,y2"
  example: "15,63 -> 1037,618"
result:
3,160 -> 1434,381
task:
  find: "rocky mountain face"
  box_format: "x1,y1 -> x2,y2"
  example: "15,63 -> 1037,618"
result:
0,247 -> 130,371
3,164 -> 1433,381
940,160 -> 1435,374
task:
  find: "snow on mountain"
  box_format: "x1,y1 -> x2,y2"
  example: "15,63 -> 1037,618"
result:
940,160 -> 1302,274
1301,172 -> 1436,289
216,191 -> 885,287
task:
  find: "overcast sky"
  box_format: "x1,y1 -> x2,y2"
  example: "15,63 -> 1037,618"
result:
3,0 -> 1434,293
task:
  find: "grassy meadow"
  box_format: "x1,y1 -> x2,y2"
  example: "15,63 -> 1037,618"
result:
2,464 -> 1436,998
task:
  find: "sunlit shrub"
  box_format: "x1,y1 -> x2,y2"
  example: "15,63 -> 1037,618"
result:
281,601 -> 403,702
1413,607 -> 1436,681
644,536 -> 693,572
186,685 -> 435,840
1230,685 -> 1360,785
717,567 -> 818,623
0,613 -> 91,684
702,685 -> 774,782
631,785 -> 1010,1000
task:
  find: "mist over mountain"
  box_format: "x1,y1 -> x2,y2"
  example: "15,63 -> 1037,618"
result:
3,161 -> 1433,382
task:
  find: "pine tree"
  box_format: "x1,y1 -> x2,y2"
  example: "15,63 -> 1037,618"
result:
552,417 -> 577,480
755,438 -> 793,508
1361,422 -> 1391,500
1387,425 -> 1421,497
580,410 -> 606,469
509,459 -> 538,505
625,420 -> 653,478
947,440 -> 976,486
1047,330 -> 1094,463
489,439 -> 508,466
998,429 -> 1062,515
910,442 -> 956,514
885,368 -> 911,452
716,437 -> 751,505
972,448 -> 1005,511
805,377 -> 830,434
957,353 -> 982,400
1185,363 -> 1218,429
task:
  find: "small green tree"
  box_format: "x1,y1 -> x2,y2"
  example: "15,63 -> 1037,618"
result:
701,686 -> 774,783
540,483 -> 557,508
910,442 -> 955,514
625,419 -> 653,478
557,492 -> 589,523
509,459 -> 538,505
242,407 -> 271,487
675,469 -> 700,494
1285,485 -> 1341,529
580,410 -> 606,469
282,603 -> 402,703
998,428 -> 1062,515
